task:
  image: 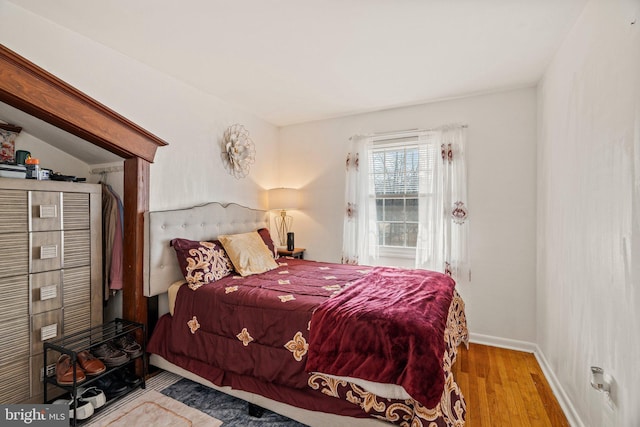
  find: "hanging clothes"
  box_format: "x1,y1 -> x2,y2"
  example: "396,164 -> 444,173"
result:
102,183 -> 124,301
109,189 -> 123,291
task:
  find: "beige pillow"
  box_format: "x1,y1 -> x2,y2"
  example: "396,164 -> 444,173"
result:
218,231 -> 279,277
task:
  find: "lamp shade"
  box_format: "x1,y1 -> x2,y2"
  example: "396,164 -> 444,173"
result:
268,188 -> 299,210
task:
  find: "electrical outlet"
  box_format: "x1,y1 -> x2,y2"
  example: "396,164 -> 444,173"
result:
40,363 -> 56,381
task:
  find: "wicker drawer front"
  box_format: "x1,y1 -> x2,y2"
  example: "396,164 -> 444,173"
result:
0,274 -> 28,323
0,233 -> 28,278
0,182 -> 101,403
0,359 -> 31,403
63,230 -> 90,268
31,309 -> 63,356
63,303 -> 91,337
30,231 -> 63,273
0,316 -> 30,365
0,189 -> 27,233
30,271 -> 63,315
29,191 -> 62,232
63,266 -> 91,307
63,193 -> 90,231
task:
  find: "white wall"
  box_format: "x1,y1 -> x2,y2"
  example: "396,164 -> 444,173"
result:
0,1 -> 280,213
537,0 -> 640,425
279,88 -> 538,343
14,131 -> 91,179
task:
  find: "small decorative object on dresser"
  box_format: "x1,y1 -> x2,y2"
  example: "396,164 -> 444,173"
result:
277,247 -> 305,259
0,123 -> 22,162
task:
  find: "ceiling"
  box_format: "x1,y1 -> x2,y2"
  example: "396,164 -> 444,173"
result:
8,0 -> 588,128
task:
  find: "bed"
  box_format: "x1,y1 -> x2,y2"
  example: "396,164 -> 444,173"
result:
144,202 -> 469,427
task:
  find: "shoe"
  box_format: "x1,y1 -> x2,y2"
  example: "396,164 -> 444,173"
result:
56,354 -> 86,386
94,373 -> 128,400
53,397 -> 94,420
77,350 -> 106,376
92,342 -> 129,367
113,333 -> 143,359
78,386 -> 106,409
113,368 -> 142,388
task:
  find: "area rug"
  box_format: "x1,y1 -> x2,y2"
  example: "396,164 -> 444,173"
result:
162,377 -> 307,427
89,390 -> 222,427
85,371 -> 306,426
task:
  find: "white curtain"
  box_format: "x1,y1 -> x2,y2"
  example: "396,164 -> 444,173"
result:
342,135 -> 378,265
343,125 -> 470,285
415,131 -> 445,273
415,125 -> 470,285
448,126 -> 470,284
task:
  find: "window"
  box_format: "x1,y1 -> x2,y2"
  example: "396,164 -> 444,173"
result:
369,138 -> 434,251
343,125 -> 468,282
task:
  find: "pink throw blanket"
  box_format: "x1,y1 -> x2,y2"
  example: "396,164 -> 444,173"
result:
306,267 -> 456,408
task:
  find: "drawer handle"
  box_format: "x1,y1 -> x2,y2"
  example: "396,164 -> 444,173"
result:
41,323 -> 58,341
39,205 -> 58,219
40,245 -> 58,260
40,285 -> 57,301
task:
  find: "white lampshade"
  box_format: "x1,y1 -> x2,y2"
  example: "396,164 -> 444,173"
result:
268,188 -> 300,210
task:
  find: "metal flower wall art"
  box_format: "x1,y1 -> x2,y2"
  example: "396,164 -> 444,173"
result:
221,124 -> 256,179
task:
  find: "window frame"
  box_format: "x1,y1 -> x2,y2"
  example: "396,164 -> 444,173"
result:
368,137 -> 431,258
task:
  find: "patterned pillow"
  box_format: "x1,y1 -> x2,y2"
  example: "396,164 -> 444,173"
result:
170,238 -> 233,290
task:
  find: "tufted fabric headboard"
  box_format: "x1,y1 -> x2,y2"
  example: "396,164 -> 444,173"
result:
144,202 -> 269,298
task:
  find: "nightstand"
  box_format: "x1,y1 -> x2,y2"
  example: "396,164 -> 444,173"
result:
277,247 -> 306,259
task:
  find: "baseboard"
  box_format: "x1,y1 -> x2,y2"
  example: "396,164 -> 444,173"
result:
469,332 -> 538,353
533,345 -> 585,427
468,333 -> 583,427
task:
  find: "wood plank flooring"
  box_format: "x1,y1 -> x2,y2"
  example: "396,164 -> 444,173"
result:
451,343 -> 569,427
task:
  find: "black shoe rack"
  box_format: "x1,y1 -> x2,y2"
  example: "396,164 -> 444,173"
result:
43,318 -> 147,426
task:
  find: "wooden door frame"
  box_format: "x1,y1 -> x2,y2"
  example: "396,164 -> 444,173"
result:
0,44 -> 168,331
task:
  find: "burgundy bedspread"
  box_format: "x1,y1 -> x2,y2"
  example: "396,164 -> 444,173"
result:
147,258 -> 468,426
160,258 -> 368,389
306,267 -> 456,409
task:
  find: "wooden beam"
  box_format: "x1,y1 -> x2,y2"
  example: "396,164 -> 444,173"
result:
0,44 -> 168,162
122,157 -> 149,325
122,157 -> 150,377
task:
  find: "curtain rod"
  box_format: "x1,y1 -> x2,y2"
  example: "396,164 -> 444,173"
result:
350,124 -> 467,140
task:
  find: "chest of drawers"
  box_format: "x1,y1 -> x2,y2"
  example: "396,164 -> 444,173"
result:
0,178 -> 102,403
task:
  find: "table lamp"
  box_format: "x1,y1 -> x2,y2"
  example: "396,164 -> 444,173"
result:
268,188 -> 300,248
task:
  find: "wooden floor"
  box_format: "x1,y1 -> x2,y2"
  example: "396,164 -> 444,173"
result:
451,343 -> 569,427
